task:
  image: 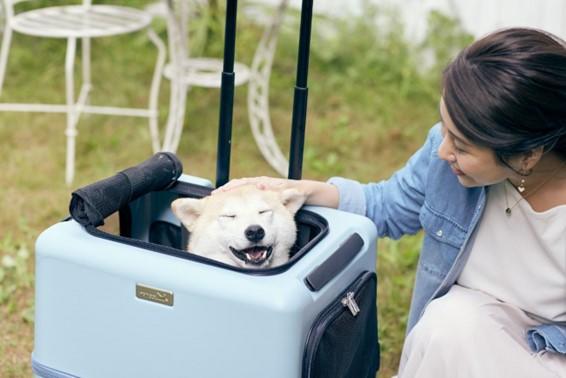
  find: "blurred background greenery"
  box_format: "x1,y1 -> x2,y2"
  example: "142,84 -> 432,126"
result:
0,1 -> 472,376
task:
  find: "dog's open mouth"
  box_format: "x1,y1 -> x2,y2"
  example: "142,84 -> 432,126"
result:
229,245 -> 273,266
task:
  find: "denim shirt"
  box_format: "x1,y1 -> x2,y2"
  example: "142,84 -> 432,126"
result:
328,122 -> 566,354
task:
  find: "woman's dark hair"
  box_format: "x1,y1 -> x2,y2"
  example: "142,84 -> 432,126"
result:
442,27 -> 566,163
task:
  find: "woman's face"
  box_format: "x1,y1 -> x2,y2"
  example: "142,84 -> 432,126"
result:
438,98 -> 513,187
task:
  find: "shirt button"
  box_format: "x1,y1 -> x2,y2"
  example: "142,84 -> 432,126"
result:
436,229 -> 443,237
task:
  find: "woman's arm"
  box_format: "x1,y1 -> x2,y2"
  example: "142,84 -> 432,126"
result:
217,123 -> 441,239
296,180 -> 339,208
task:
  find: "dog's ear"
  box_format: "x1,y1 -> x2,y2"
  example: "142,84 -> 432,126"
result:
280,188 -> 307,215
171,198 -> 206,230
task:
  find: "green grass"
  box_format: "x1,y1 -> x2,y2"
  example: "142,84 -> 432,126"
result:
0,2 -> 471,376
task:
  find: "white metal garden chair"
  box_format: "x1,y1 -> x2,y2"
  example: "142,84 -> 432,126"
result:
0,0 -> 166,184
155,0 -> 290,176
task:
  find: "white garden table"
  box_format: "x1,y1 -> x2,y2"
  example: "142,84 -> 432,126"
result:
0,1 -> 166,184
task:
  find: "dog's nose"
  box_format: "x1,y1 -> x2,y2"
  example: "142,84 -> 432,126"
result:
245,225 -> 265,242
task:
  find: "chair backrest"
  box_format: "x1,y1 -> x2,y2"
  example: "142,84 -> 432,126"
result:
164,0 -> 187,67
165,0 -> 211,62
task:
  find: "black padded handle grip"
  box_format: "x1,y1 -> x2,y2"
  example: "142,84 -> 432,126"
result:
304,233 -> 364,292
69,152 -> 183,227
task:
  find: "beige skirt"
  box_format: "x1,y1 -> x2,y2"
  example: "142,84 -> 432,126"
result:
397,285 -> 566,378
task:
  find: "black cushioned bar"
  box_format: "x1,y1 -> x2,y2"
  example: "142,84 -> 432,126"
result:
304,233 -> 364,292
70,152 -> 182,227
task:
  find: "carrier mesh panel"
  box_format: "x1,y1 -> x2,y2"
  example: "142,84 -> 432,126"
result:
304,272 -> 379,378
149,221 -> 182,249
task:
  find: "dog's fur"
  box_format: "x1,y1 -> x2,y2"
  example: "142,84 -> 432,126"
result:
171,185 -> 306,269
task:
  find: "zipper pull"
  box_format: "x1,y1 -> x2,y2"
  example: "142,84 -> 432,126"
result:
341,291 -> 360,317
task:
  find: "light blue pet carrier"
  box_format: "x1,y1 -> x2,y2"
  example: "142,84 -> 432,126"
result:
32,1 -> 380,377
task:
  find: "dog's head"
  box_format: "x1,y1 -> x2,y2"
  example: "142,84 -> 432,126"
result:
171,185 -> 306,269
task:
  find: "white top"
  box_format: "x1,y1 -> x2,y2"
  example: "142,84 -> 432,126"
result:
457,181 -> 566,323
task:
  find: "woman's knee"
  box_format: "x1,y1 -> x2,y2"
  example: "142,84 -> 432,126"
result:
415,286 -> 498,347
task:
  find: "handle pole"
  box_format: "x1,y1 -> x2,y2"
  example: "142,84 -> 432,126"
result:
288,0 -> 314,180
216,0 -> 238,187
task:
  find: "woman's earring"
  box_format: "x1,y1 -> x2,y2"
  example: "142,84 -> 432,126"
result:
517,178 -> 526,193
517,168 -> 531,193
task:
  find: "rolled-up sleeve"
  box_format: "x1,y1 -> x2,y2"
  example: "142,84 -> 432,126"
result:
327,177 -> 366,216
326,124 -> 441,239
527,324 -> 566,354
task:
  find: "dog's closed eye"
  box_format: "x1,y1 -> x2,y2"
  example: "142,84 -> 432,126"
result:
259,209 -> 272,215
220,214 -> 236,219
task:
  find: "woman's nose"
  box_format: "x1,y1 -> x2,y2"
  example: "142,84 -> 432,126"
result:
438,135 -> 455,162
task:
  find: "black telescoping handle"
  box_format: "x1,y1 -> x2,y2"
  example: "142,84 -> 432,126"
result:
216,0 -> 238,188
288,0 -> 314,180
216,0 -> 314,184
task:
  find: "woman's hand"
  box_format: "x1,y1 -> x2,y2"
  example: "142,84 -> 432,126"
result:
213,176 -> 297,193
214,176 -> 340,209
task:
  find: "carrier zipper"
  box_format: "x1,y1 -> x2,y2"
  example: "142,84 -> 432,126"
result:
302,271 -> 376,377
341,291 -> 360,317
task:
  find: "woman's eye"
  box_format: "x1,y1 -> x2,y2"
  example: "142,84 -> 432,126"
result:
454,145 -> 466,154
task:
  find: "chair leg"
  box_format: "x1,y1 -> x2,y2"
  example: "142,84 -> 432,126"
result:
146,28 -> 166,153
162,78 -> 179,152
81,37 -> 92,96
65,37 -> 78,185
0,25 -> 13,95
246,0 -> 289,177
162,80 -> 188,153
170,84 -> 189,153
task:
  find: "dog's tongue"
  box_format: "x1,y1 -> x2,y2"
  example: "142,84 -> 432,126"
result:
247,247 -> 265,261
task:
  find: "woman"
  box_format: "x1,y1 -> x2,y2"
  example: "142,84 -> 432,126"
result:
218,28 -> 566,377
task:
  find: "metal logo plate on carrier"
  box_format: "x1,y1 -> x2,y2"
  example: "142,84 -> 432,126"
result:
136,283 -> 174,306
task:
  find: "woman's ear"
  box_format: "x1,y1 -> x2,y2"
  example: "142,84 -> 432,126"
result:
520,146 -> 545,173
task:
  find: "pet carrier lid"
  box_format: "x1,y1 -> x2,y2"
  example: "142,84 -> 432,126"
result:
215,0 -> 314,187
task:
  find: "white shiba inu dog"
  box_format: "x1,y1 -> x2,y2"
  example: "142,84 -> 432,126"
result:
171,185 -> 307,269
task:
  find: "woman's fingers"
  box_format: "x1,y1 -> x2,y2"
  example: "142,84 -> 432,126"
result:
213,176 -> 290,194
212,178 -> 251,193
